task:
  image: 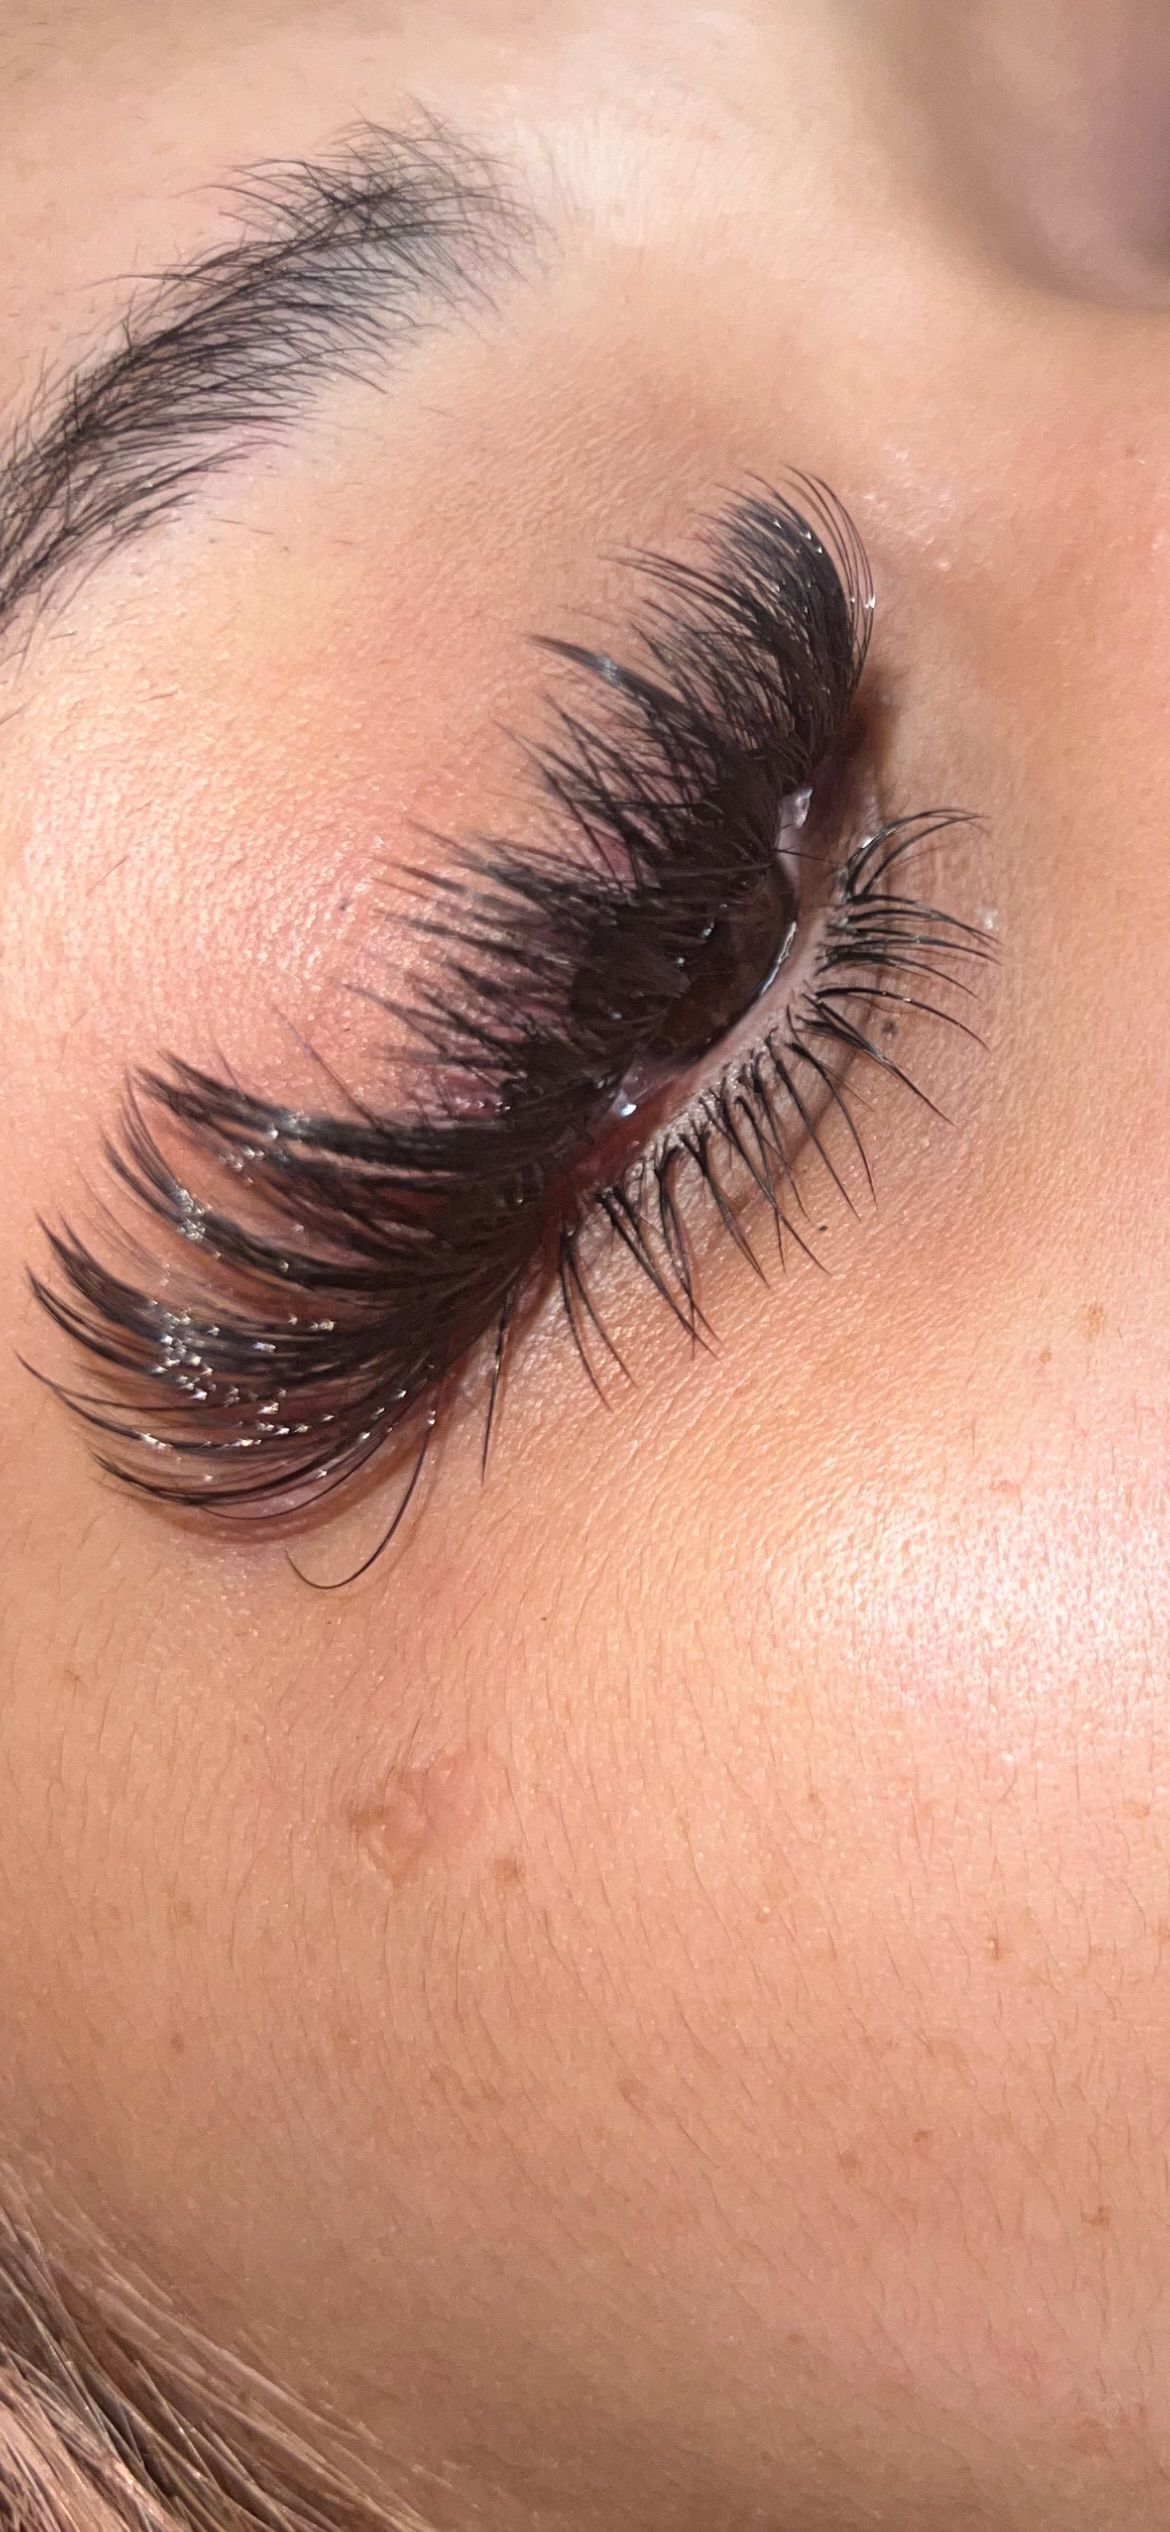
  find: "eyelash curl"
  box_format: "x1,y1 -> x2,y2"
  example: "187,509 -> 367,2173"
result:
29,478 -> 990,1562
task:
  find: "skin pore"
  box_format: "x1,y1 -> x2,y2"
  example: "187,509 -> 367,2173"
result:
3,2 -> 1170,2526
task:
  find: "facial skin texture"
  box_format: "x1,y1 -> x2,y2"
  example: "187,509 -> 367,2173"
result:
3,3 -> 1170,2527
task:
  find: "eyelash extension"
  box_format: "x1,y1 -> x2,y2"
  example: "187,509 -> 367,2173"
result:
28,479 -> 989,1554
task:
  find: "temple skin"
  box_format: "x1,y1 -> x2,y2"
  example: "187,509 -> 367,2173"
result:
3,4 -> 1170,2527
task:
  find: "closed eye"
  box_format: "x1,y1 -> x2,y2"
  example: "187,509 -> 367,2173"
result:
25,477 -> 991,1568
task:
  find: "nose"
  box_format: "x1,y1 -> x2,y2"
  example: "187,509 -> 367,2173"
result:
872,0 -> 1170,309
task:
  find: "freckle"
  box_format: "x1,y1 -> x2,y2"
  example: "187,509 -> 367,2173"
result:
837,2149 -> 862,2179
617,2072 -> 649,2113
171,1895 -> 196,1929
1071,2418 -> 1110,2458
1123,1798 -> 1151,1820
493,1853 -> 524,1887
61,1664 -> 87,1697
1038,1346 -> 1053,1367
1082,1302 -> 1107,1341
348,1747 -> 502,1889
168,2031 -> 186,2058
911,2129 -> 932,2151
1085,2204 -> 1112,2229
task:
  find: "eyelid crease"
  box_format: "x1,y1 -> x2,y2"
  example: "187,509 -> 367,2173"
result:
25,477 -> 986,1563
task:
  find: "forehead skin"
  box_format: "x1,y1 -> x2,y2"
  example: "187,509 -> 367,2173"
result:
2,4 -> 1170,2528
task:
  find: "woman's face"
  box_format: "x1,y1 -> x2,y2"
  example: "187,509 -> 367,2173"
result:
3,3 -> 1170,2525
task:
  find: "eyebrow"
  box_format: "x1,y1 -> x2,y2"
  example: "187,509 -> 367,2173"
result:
0,118 -> 533,642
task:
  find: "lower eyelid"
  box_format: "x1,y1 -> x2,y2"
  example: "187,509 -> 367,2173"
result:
557,804 -> 993,1358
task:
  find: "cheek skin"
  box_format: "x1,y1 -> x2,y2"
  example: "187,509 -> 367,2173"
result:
4,728 -> 1170,2532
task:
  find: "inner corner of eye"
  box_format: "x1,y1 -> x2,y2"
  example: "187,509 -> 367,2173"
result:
588,778 -> 813,1154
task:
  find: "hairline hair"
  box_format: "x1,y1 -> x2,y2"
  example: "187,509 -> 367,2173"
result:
0,2173 -> 447,2532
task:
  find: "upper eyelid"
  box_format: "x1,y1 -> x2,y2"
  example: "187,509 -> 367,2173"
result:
0,116 -> 538,649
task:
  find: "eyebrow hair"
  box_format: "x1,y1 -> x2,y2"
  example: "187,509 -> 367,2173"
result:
0,119 -> 533,644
